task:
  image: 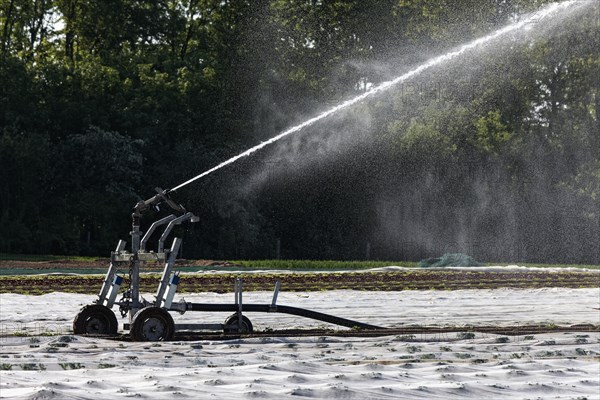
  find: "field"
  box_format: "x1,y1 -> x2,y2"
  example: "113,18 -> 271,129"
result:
0,261 -> 599,399
1,269 -> 599,295
0,257 -> 599,295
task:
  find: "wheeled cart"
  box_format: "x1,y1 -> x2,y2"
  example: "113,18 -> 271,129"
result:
73,189 -> 381,341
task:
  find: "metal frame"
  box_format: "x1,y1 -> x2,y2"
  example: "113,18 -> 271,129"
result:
91,188 -> 198,321
140,215 -> 176,251
158,212 -> 198,253
97,240 -> 126,305
80,188 -> 382,339
122,277 -> 381,332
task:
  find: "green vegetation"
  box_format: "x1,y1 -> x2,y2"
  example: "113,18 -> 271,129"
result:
237,260 -> 600,271
0,1 -> 598,264
59,363 -> 84,370
1,266 -> 598,294
455,353 -> 473,359
1,255 -> 598,274
0,254 -> 98,262
20,364 -> 46,371
233,260 -> 415,270
457,332 -> 476,340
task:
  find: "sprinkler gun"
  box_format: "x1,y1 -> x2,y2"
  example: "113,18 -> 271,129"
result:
130,187 -> 198,253
131,188 -> 189,254
133,187 -> 186,219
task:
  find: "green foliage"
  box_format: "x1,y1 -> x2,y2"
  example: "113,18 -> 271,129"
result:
457,332 -> 476,340
475,111 -> 512,154
0,0 -> 598,263
393,119 -> 455,160
234,260 -> 415,270
0,253 -> 98,262
0,129 -> 54,253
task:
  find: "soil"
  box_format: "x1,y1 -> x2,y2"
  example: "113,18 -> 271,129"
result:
1,269 -> 598,295
156,324 -> 600,341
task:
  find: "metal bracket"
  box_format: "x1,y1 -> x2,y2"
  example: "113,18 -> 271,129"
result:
270,280 -> 281,311
162,272 -> 181,309
155,238 -> 182,308
169,298 -> 188,314
105,275 -> 124,308
113,252 -> 166,262
97,240 -> 127,305
235,277 -> 243,328
158,212 -> 199,253
140,214 -> 177,251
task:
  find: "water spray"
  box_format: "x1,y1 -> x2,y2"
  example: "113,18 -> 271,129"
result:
170,0 -> 583,194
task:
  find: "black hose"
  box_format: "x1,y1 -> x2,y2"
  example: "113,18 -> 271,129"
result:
186,303 -> 382,330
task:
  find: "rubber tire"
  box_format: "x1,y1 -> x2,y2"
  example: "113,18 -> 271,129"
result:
73,304 -> 118,336
223,313 -> 253,334
130,307 -> 175,342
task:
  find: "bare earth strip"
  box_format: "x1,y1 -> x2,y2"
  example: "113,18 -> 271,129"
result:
1,269 -> 599,295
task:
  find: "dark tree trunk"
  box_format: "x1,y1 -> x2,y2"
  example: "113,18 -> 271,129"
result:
1,0 -> 16,58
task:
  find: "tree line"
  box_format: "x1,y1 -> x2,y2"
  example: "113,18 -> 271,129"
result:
1,0 -> 598,263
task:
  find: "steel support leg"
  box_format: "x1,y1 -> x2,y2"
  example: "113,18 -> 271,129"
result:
155,238 -> 182,307
98,240 -> 126,305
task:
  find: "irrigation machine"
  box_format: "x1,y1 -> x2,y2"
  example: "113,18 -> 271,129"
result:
73,188 -> 381,341
71,1 -> 598,342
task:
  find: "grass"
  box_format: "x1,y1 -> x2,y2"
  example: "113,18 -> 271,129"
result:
236,260 -> 600,270
3,253 -> 598,270
0,253 -> 99,262
232,260 -> 416,270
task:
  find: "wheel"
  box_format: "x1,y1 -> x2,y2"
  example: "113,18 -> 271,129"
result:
130,307 -> 175,341
73,304 -> 118,336
223,313 -> 253,334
